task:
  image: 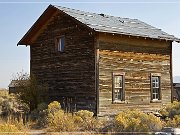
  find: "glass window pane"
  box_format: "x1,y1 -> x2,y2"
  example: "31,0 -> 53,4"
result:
113,74 -> 124,101
61,37 -> 65,51
58,38 -> 61,51
152,76 -> 160,100
119,78 -> 122,87
152,77 -> 159,88
114,76 -> 122,88
118,93 -> 120,100
57,37 -> 65,52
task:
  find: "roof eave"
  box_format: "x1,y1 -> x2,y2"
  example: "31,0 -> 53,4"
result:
94,28 -> 180,43
174,38 -> 180,43
17,5 -> 95,46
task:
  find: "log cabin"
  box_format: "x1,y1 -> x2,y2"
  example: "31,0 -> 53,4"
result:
17,5 -> 180,116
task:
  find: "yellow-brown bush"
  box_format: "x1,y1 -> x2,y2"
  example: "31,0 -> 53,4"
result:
47,101 -> 77,132
47,101 -> 61,114
0,119 -> 29,134
75,110 -> 94,120
166,115 -> 180,128
115,109 -> 163,132
0,123 -> 19,132
159,101 -> 180,119
13,120 -> 29,132
47,110 -> 77,132
74,110 -> 103,131
46,101 -> 103,132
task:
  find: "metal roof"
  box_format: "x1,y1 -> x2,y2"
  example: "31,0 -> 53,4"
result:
174,83 -> 180,88
53,5 -> 180,42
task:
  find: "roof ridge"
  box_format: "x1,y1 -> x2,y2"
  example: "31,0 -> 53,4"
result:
48,5 -> 180,42
52,4 -> 139,21
52,5 -> 99,15
17,4 -> 180,45
52,5 -> 166,31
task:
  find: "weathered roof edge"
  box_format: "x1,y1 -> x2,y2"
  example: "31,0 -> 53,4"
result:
53,5 -> 180,43
95,29 -> 180,43
17,5 -> 57,45
17,5 -> 180,45
17,5 -> 95,45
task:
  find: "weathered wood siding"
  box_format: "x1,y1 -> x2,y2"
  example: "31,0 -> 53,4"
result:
98,33 -> 172,116
30,12 -> 96,113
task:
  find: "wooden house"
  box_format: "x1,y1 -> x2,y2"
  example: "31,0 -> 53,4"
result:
9,80 -> 21,94
8,80 -> 27,94
17,5 -> 180,116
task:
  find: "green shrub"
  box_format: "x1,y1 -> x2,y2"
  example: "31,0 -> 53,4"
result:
36,103 -> 48,127
115,109 -> 163,132
30,102 -> 48,127
12,72 -> 48,111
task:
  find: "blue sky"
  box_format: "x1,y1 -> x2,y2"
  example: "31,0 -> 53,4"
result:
0,0 -> 180,88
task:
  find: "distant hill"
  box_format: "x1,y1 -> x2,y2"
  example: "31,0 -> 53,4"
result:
173,76 -> 180,83
0,88 -> 8,90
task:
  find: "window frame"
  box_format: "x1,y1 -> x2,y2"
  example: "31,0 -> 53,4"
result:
150,73 -> 161,102
112,72 -> 125,103
55,36 -> 65,52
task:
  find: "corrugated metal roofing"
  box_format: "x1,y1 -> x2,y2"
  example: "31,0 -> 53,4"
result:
54,5 -> 180,42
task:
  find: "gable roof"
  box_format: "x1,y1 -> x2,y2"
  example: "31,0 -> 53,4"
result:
18,5 -> 180,45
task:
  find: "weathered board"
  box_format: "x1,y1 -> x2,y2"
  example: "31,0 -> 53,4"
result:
30,12 -> 97,113
97,33 -> 172,116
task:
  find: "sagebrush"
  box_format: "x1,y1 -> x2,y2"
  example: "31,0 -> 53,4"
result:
115,109 -> 163,132
46,101 -> 103,132
159,101 -> 180,119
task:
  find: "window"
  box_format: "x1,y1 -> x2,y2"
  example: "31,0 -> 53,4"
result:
112,72 -> 125,102
56,36 -> 65,52
151,73 -> 161,101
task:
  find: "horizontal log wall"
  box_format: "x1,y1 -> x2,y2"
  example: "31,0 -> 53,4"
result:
30,12 -> 96,113
98,33 -> 172,116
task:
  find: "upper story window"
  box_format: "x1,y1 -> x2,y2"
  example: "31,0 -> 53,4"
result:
56,36 -> 65,52
151,73 -> 161,101
112,72 -> 125,102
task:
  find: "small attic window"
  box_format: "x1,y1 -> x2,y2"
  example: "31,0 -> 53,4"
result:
56,36 -> 65,52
